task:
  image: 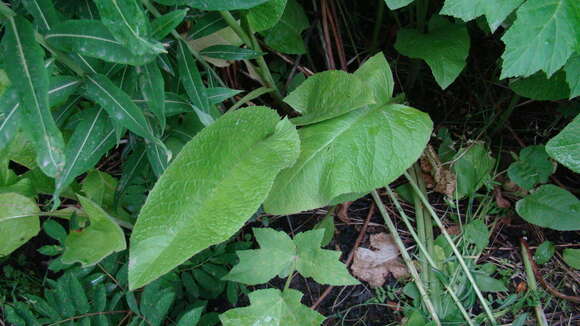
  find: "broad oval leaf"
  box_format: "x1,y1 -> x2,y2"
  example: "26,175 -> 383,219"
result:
264,103 -> 432,215
46,20 -> 157,66
500,0 -> 579,79
395,16 -> 470,89
53,107 -> 116,205
353,53 -> 395,106
4,16 -> 66,178
220,289 -> 325,326
516,184 -> 580,231
0,192 -> 40,257
263,0 -> 309,55
62,195 -> 127,266
286,70 -> 375,126
200,45 -> 263,61
94,0 -> 165,55
510,71 -> 570,100
186,0 -> 272,10
546,114 -> 580,173
563,249 -> 580,269
507,145 -> 553,190
129,107 -> 300,290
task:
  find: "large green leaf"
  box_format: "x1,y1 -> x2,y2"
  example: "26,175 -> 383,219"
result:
546,114 -> 580,173
264,104 -> 432,214
510,70 -> 570,100
516,185 -> 580,231
286,71 -> 375,126
94,0 -> 165,55
507,145 -> 553,190
225,228 -> 358,286
3,16 -> 66,178
500,0 -> 580,79
395,16 -> 470,89
220,289 -> 325,326
564,54 -> 580,98
0,88 -> 22,150
62,195 -> 127,266
385,0 -> 414,10
563,249 -> 580,269
440,0 -> 524,32
46,20 -> 157,66
247,0 -> 288,32
186,0 -> 272,10
0,193 -> 40,256
263,0 -> 309,55
84,74 -> 158,143
353,53 -> 395,106
53,107 -> 116,205
129,107 -> 300,290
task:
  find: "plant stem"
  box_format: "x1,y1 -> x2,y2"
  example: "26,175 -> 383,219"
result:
283,270 -> 295,292
370,0 -> 385,53
404,172 -> 498,326
219,11 -> 282,100
371,190 -> 442,326
521,240 -> 549,326
385,187 -> 476,326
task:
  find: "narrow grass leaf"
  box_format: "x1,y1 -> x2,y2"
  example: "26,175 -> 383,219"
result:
177,40 -> 211,115
3,16 -> 66,177
207,87 -> 242,105
138,62 -> 166,130
200,45 -> 263,61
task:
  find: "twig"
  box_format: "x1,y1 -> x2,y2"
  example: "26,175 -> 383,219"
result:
521,239 -> 549,326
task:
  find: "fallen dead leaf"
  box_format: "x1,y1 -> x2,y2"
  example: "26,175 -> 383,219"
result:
351,233 -> 409,287
420,146 -> 457,197
494,187 -> 511,208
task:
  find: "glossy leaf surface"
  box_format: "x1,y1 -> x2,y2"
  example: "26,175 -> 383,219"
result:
129,107 -> 300,289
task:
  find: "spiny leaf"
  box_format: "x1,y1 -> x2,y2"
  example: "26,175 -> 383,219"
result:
500,0 -> 579,79
62,195 -> 127,266
3,16 -> 66,177
224,228 -> 358,286
0,193 -> 40,257
219,288 -> 326,326
94,0 -> 165,55
46,20 -> 157,66
129,107 -> 300,290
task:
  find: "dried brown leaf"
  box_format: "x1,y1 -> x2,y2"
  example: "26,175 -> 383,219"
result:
351,233 -> 409,287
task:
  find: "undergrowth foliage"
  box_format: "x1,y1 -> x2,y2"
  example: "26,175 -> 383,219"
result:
0,0 -> 578,325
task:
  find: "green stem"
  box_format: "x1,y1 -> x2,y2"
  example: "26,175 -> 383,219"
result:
415,0 -> 429,31
283,270 -> 295,292
370,0 -> 385,53
521,241 -> 548,326
371,190 -> 442,326
385,187 -> 475,326
404,172 -> 498,326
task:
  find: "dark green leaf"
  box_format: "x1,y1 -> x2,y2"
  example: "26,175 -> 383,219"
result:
0,88 -> 22,150
200,45 -> 262,60
190,12 -> 228,40
516,184 -> 580,231
53,107 -> 116,204
22,0 -> 61,33
263,0 -> 309,54
177,306 -> 204,326
247,0 -> 287,32
0,193 -> 40,256
186,0 -> 272,11
207,87 -> 242,105
510,71 -> 570,100
43,219 -> 67,243
546,115 -> 580,173
94,0 -> 165,55
534,241 -> 555,265
507,145 -> 553,190
4,16 -> 66,177
46,20 -> 157,65
138,62 -> 166,130
177,41 -> 211,117
151,9 -> 187,40
563,249 -> 580,269
463,219 -> 489,251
